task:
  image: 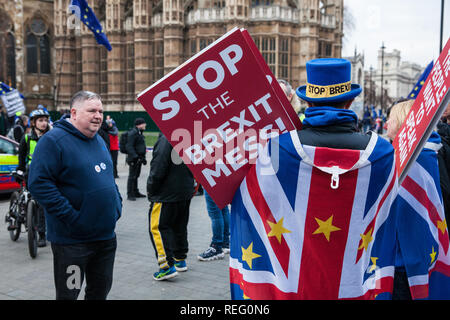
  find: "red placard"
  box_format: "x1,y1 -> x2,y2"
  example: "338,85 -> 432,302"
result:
240,28 -> 303,131
137,27 -> 301,208
392,37 -> 450,183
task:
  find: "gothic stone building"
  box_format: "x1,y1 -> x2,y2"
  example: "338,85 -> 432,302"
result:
0,0 -> 343,112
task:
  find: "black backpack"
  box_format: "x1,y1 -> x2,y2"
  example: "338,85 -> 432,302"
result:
119,130 -> 130,154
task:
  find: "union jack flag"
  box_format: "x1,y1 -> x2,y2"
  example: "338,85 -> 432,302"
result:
394,132 -> 450,299
230,130 -> 399,299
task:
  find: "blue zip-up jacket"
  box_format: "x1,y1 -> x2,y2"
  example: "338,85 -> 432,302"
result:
28,118 -> 122,244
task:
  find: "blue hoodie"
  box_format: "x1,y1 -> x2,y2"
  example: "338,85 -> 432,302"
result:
28,118 -> 122,244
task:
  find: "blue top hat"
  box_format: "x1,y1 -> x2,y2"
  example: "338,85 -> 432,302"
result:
296,58 -> 362,104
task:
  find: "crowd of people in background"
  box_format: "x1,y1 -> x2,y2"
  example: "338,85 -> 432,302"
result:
361,105 -> 387,134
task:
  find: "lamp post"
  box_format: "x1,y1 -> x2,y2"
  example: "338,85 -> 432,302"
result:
380,42 -> 386,111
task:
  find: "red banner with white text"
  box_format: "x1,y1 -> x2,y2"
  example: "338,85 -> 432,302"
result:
393,37 -> 450,183
137,27 -> 301,208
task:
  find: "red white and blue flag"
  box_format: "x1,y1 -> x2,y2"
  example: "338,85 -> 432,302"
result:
230,130 -> 399,299
394,132 -> 450,299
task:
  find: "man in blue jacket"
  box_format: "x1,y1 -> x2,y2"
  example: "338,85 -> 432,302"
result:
28,91 -> 122,300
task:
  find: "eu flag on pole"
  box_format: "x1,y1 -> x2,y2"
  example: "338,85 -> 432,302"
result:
0,82 -> 25,99
69,0 -> 112,51
408,61 -> 433,99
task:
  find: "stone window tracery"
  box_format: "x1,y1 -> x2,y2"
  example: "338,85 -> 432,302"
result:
25,17 -> 51,75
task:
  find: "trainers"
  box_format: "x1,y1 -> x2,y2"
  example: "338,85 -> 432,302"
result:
197,246 -> 225,261
223,246 -> 230,254
38,233 -> 47,247
153,266 -> 178,281
135,192 -> 146,198
38,238 -> 47,247
174,260 -> 187,272
127,196 -> 136,201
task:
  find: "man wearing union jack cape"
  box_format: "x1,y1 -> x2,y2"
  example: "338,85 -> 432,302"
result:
230,58 -> 400,299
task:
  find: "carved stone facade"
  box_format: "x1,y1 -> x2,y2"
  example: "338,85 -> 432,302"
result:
0,0 -> 54,111
1,0 -> 343,112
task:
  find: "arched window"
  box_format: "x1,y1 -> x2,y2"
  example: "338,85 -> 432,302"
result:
251,0 -> 273,6
26,33 -> 38,73
26,17 -> 51,75
5,33 -> 16,87
39,34 -> 50,74
0,11 -> 16,87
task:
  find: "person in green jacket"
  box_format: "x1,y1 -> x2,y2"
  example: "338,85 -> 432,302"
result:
16,108 -> 51,247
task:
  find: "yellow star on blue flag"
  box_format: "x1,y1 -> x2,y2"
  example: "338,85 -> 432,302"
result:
0,82 -> 25,99
408,61 -> 433,99
69,0 -> 112,51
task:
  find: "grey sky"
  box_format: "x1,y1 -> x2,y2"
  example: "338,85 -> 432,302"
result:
342,0 -> 450,71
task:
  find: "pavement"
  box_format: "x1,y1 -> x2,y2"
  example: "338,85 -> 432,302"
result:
0,152 -> 230,300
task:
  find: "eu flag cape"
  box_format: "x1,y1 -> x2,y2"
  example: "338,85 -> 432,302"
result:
230,131 -> 399,299
394,132 -> 450,299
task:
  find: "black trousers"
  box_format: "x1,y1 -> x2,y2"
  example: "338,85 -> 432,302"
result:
37,204 -> 45,235
127,161 -> 142,197
392,268 -> 412,300
50,237 -> 117,300
148,200 -> 191,269
110,150 -> 119,178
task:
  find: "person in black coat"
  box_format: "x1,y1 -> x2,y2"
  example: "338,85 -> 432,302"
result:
125,118 -> 147,200
147,132 -> 194,280
12,114 -> 29,142
97,120 -> 111,151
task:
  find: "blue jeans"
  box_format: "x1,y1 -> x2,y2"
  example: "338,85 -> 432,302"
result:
50,237 -> 117,300
204,190 -> 230,249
